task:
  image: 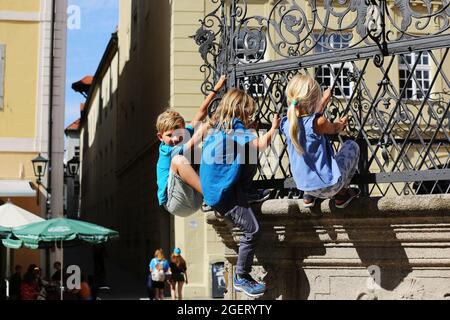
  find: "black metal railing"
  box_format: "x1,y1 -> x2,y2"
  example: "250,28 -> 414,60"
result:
193,0 -> 450,197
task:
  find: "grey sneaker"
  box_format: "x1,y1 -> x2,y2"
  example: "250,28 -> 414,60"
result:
248,189 -> 271,204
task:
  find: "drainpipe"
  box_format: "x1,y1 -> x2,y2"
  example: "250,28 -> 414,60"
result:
45,0 -> 56,278
48,0 -> 56,217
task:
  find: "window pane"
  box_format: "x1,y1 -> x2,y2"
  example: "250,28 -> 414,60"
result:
422,53 -> 429,65
406,54 -> 412,64
416,70 -> 423,80
406,89 -> 413,99
317,68 -> 323,77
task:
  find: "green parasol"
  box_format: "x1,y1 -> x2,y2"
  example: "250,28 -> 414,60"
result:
6,217 -> 118,247
3,218 -> 119,300
0,226 -> 10,238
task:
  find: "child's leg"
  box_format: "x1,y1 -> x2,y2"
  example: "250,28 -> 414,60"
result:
171,155 -> 202,194
177,282 -> 184,300
170,281 -> 176,300
334,140 -> 360,191
224,204 -> 260,276
239,164 -> 258,195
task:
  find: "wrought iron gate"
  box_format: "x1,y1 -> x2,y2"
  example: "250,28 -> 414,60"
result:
193,0 -> 450,197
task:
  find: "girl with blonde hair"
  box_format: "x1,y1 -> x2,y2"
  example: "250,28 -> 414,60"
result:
281,74 -> 360,208
200,88 -> 280,298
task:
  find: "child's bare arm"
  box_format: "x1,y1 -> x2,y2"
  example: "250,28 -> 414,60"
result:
314,115 -> 348,135
191,75 -> 227,125
183,122 -> 209,153
318,88 -> 332,114
251,114 -> 281,151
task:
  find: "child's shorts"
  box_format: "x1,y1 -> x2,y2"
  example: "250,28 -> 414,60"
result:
164,171 -> 202,217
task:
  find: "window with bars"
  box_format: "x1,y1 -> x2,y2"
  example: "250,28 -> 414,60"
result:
235,29 -> 266,63
314,34 -> 353,98
241,75 -> 267,98
235,29 -> 268,97
399,52 -> 431,100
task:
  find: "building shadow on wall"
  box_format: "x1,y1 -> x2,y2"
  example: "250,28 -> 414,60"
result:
79,0 -> 174,287
318,198 -> 413,294
250,202 -> 327,300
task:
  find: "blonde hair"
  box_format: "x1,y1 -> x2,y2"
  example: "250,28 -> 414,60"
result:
285,74 -> 323,154
156,110 -> 185,134
209,88 -> 256,131
154,249 -> 165,260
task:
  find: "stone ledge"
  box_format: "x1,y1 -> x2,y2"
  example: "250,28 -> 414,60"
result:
261,194 -> 450,217
205,194 -> 450,300
206,195 -> 450,223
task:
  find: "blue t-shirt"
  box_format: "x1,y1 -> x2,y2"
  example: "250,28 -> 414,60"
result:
149,258 -> 170,272
156,125 -> 195,205
200,119 -> 257,207
280,114 -> 341,191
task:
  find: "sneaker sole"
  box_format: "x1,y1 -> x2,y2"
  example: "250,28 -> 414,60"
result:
248,193 -> 271,205
233,284 -> 265,298
335,190 -> 361,209
303,201 -> 316,209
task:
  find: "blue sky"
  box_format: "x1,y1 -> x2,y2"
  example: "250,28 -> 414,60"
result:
65,0 -> 119,128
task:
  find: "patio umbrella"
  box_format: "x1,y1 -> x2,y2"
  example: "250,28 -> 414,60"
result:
0,202 -> 45,229
0,225 -> 10,238
3,217 -> 119,300
0,201 -> 45,298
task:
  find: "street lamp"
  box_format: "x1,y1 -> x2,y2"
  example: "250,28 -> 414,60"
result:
31,154 -> 51,212
32,154 -> 49,184
66,156 -> 80,178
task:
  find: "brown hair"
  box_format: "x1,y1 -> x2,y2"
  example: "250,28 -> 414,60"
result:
156,110 -> 186,134
285,74 -> 323,154
209,88 -> 256,131
171,254 -> 187,270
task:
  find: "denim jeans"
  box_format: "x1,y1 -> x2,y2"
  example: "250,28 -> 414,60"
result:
214,164 -> 260,276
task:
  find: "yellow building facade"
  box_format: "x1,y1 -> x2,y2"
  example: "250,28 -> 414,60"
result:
0,0 -> 67,277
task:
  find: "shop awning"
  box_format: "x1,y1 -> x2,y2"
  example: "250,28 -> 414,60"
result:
0,180 -> 36,197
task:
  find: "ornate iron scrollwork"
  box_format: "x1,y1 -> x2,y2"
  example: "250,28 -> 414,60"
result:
193,1 -> 450,197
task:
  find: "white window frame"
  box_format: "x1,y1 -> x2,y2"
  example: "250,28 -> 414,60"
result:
315,34 -> 353,99
399,52 -> 431,101
242,74 -> 267,98
235,28 -> 268,98
0,44 -> 5,111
